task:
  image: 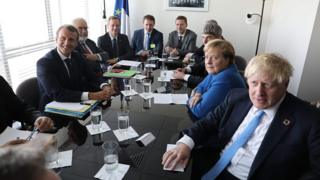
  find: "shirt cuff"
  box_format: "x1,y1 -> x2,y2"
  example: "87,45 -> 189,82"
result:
184,74 -> 191,81
100,83 -> 110,89
186,66 -> 192,73
177,135 -> 195,150
81,92 -> 89,101
97,54 -> 102,61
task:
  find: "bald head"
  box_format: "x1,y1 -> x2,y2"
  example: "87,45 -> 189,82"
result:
72,18 -> 88,41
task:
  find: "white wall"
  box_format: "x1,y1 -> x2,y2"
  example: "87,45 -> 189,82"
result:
298,2 -> 320,101
263,0 -> 319,95
129,0 -> 267,61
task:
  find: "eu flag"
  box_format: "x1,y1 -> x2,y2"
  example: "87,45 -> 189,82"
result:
114,0 -> 130,39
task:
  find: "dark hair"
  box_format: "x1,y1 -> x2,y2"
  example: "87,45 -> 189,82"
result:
108,16 -> 120,23
176,15 -> 187,24
143,14 -> 155,23
56,24 -> 79,40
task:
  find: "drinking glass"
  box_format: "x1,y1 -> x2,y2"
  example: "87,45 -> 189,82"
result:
123,79 -> 131,93
117,110 -> 130,132
143,79 -> 152,94
102,141 -> 119,171
91,106 -> 102,132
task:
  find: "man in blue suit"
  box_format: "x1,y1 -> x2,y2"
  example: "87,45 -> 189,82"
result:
72,18 -> 109,76
162,53 -> 320,179
37,25 -> 113,111
132,14 -> 163,60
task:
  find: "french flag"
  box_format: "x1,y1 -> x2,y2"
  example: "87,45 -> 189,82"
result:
114,0 -> 130,39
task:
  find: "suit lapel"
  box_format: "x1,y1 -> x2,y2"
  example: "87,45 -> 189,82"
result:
248,94 -> 295,178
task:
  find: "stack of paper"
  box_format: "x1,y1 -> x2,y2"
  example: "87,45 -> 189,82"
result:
153,94 -> 188,105
45,100 -> 98,119
116,60 -> 141,67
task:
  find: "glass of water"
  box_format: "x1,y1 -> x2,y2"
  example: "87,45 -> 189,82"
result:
143,79 -> 152,94
117,110 -> 129,132
123,79 -> 131,94
102,141 -> 119,171
91,106 -> 102,132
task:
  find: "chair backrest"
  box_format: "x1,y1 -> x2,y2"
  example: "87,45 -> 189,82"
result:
16,77 -> 40,110
234,55 -> 247,78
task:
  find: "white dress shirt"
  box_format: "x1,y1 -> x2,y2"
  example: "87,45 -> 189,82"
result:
177,95 -> 285,179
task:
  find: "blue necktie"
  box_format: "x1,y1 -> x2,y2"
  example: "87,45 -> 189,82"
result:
145,32 -> 150,50
202,110 -> 265,180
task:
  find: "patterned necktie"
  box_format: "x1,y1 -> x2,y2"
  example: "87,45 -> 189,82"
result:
202,110 -> 266,180
145,32 -> 150,50
64,58 -> 72,78
81,42 -> 92,54
177,35 -> 183,49
112,38 -> 118,57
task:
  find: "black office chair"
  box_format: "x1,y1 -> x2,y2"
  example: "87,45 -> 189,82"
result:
234,55 -> 247,79
16,77 -> 40,110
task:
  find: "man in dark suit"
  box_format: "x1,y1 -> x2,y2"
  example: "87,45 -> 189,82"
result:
97,16 -> 134,65
163,53 -> 320,179
37,25 -> 113,111
165,15 -> 197,58
173,20 -> 223,88
0,76 -> 54,133
132,14 -> 163,60
72,18 -> 109,76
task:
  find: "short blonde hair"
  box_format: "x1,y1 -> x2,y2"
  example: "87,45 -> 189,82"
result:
204,39 -> 235,64
245,53 -> 293,84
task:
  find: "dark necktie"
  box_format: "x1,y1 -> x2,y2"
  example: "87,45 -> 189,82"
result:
202,110 -> 266,180
81,42 -> 91,54
177,36 -> 183,49
64,58 -> 73,78
112,38 -> 118,58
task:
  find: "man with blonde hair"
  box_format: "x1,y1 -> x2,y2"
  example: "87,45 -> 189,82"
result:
162,53 -> 320,179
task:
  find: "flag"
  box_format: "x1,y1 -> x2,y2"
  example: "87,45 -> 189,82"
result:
114,0 -> 130,39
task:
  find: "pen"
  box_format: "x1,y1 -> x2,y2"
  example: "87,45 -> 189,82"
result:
80,102 -> 92,106
26,127 -> 38,141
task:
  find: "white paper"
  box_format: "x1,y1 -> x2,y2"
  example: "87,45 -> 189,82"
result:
120,89 -> 138,97
144,64 -> 156,68
94,163 -> 130,180
153,94 -> 188,105
163,144 -> 184,172
86,121 -> 111,135
47,150 -> 73,169
168,56 -> 180,60
132,74 -> 146,80
139,92 -> 154,99
158,70 -> 175,82
117,60 -> 141,67
113,126 -> 139,142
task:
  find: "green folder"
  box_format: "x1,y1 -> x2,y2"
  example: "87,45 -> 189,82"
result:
103,69 -> 137,78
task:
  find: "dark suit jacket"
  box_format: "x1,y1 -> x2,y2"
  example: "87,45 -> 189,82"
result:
132,28 -> 163,57
0,76 -> 41,133
97,33 -> 134,60
184,88 -> 320,180
75,38 -> 109,75
37,49 -> 105,110
166,29 -> 197,56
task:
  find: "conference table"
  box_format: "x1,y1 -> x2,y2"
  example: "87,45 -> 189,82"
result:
59,69 -> 193,180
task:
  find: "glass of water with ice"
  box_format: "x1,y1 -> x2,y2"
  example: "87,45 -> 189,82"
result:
91,106 -> 102,132
102,141 -> 119,171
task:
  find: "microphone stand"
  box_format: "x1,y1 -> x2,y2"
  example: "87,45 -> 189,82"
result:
102,0 -> 107,33
255,0 -> 266,55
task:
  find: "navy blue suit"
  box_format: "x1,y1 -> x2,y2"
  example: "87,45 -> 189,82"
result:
185,88 -> 320,179
37,49 -> 105,110
75,38 -> 109,75
0,76 -> 41,133
132,28 -> 163,57
97,33 -> 133,60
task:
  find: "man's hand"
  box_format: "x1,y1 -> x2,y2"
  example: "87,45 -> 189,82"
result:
165,46 -> 173,54
34,117 -> 54,132
84,53 -> 99,61
162,143 -> 191,170
189,92 -> 202,108
183,53 -> 193,64
170,48 -> 179,57
0,139 -> 28,148
173,70 -> 186,80
140,50 -> 150,57
89,86 -> 113,100
107,58 -> 118,65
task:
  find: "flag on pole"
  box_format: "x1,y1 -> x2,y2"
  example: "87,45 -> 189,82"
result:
114,0 -> 130,39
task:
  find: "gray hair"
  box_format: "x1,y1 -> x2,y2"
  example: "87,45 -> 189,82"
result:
203,19 -> 222,37
0,148 -> 46,180
245,53 -> 293,84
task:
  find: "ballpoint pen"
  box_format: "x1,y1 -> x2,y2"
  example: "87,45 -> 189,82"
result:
26,127 -> 38,141
80,102 -> 92,106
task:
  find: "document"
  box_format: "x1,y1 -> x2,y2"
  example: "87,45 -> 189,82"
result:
46,100 -> 96,112
153,94 -> 188,105
117,60 -> 141,67
163,144 -> 185,172
95,163 -> 130,180
47,150 -> 73,169
158,70 -> 175,82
